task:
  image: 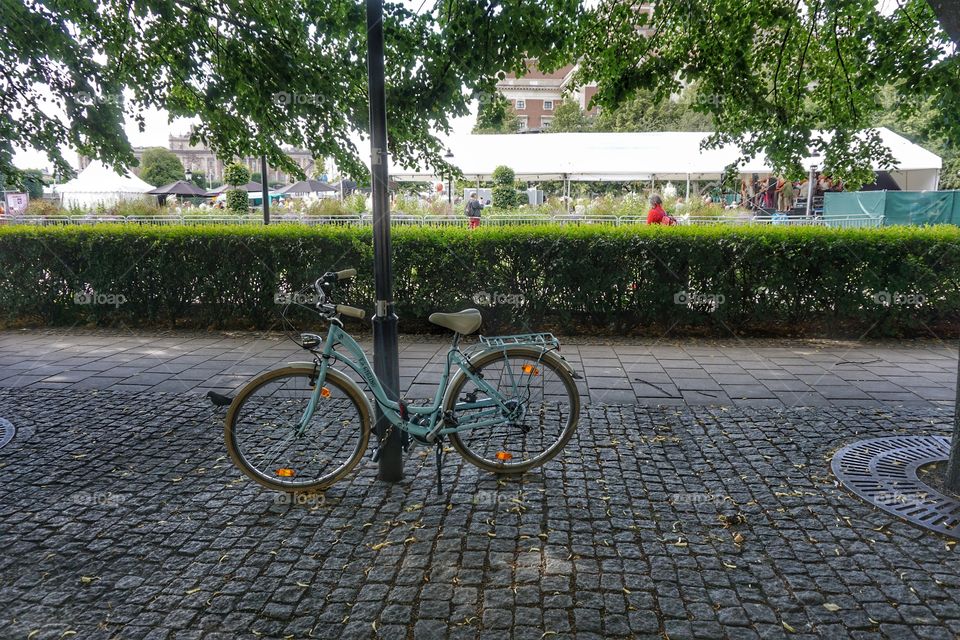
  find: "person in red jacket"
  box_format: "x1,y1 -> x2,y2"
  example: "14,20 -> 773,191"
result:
647,194 -> 676,225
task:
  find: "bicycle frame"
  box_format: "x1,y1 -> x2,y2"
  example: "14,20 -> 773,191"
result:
297,322 -> 533,440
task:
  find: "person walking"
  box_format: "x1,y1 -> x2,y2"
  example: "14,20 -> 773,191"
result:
465,192 -> 483,229
646,194 -> 676,225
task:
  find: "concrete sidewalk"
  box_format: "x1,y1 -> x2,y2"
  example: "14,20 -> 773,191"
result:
0,330 -> 954,408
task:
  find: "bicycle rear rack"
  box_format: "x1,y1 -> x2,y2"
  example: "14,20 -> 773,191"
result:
477,333 -> 560,350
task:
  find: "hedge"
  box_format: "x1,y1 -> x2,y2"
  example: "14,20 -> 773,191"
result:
1,223 -> 959,337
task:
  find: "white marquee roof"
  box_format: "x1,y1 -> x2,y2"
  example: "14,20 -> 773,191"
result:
58,161 -> 154,208
389,128 -> 942,184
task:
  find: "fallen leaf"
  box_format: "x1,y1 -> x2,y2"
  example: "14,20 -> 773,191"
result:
79,576 -> 99,585
823,603 -> 841,612
782,621 -> 796,633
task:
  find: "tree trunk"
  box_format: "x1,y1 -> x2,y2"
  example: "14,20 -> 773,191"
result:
927,1 -> 960,491
926,2 -> 960,47
946,338 -> 960,492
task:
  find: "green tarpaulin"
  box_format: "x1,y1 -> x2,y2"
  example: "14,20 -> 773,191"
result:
824,191 -> 960,225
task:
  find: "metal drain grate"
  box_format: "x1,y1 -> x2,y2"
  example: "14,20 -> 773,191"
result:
832,435 -> 960,539
0,418 -> 15,450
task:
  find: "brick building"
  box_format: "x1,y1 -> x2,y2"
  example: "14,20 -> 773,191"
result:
496,3 -> 655,131
496,62 -> 597,131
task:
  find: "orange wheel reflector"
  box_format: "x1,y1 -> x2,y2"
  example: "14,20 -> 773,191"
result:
276,468 -> 296,477
320,387 -> 331,398
521,364 -> 540,376
495,451 -> 513,461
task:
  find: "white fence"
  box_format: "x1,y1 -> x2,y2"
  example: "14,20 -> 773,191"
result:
0,213 -> 882,228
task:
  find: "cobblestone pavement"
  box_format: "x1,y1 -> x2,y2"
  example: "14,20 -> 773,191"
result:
2,388 -> 959,639
0,330 -> 954,408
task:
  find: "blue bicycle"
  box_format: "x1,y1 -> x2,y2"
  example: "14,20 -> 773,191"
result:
223,269 -> 581,492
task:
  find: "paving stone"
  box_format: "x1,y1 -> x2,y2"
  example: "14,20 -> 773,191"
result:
0,339 -> 957,638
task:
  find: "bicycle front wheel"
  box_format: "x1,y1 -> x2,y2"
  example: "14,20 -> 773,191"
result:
225,366 -> 371,492
444,347 -> 580,473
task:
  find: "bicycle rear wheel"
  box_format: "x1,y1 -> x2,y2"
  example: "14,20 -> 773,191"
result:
225,366 -> 371,492
444,347 -> 580,473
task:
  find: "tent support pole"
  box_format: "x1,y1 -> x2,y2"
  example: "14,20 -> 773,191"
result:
685,173 -> 690,202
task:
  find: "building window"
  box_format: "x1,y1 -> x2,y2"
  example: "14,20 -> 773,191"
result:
541,117 -> 553,129
543,100 -> 554,111
516,99 -> 526,110
518,116 -> 529,130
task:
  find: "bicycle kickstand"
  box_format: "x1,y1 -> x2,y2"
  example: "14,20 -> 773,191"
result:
434,440 -> 444,495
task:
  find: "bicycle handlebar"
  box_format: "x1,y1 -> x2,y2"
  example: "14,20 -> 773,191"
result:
336,305 -> 365,319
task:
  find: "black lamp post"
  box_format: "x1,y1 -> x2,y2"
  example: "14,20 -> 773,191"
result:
261,155 -> 270,225
185,168 -> 192,184
445,150 -> 454,206
367,0 -> 402,481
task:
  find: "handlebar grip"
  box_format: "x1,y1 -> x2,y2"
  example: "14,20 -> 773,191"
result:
336,269 -> 357,281
336,305 -> 365,319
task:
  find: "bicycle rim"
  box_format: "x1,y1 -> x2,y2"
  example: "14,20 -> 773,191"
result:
446,348 -> 580,473
225,367 -> 370,492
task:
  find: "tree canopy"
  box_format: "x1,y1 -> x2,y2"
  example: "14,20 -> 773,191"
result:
21,169 -> 46,200
139,147 -> 185,186
541,88 -> 714,134
473,94 -> 521,134
576,0 -> 960,187
1,0 -> 580,184
3,1 -> 958,190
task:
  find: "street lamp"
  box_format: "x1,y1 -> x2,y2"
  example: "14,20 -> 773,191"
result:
367,0 -> 402,482
185,168 -> 192,184
444,150 -> 454,206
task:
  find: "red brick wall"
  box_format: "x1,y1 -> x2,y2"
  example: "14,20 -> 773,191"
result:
583,87 -> 599,114
513,98 -> 557,129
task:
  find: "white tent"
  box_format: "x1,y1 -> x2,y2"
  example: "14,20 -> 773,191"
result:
390,128 -> 941,191
57,161 -> 154,209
